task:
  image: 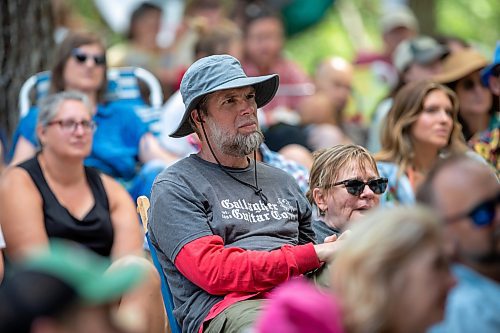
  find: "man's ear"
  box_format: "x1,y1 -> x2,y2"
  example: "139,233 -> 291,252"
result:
191,109 -> 203,124
489,76 -> 500,96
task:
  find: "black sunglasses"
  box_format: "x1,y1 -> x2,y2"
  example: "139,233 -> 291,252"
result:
329,178 -> 388,196
445,192 -> 499,227
71,49 -> 106,66
461,78 -> 487,91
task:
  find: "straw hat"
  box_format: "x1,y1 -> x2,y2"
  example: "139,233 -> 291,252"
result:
433,48 -> 489,84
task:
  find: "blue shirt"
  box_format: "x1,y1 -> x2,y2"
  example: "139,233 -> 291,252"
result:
429,264 -> 500,333
376,161 -> 415,206
11,102 -> 148,180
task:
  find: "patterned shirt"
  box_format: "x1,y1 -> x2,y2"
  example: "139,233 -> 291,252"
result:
260,143 -> 310,194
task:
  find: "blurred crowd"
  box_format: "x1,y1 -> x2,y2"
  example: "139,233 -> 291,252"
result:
0,0 -> 498,333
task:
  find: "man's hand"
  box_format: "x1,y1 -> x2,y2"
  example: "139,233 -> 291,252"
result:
314,230 -> 351,263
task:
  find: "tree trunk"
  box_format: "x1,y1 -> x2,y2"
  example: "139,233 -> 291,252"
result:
409,0 -> 436,36
0,0 -> 54,144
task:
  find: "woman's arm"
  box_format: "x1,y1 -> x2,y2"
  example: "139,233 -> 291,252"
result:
0,167 -> 48,259
138,132 -> 178,165
101,174 -> 144,259
9,137 -> 37,166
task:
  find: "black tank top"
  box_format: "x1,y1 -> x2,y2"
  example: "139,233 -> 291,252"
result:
19,156 -> 114,257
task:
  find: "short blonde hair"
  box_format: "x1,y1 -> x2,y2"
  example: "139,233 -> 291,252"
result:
331,205 -> 442,333
306,144 -> 379,205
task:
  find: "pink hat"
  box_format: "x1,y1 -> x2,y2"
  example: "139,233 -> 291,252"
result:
255,278 -> 345,333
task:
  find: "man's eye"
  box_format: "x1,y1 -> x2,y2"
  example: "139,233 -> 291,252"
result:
247,94 -> 256,100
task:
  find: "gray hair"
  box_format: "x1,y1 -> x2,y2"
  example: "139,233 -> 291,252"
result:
37,91 -> 92,127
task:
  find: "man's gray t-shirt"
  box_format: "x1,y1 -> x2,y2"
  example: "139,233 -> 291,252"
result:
149,155 -> 315,333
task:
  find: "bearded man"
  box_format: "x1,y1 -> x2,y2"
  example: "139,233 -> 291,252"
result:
149,55 -> 341,333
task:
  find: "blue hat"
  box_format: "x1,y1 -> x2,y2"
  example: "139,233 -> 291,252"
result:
481,41 -> 500,87
171,55 -> 279,138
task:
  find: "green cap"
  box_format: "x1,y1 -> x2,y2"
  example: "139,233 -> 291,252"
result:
23,240 -> 145,304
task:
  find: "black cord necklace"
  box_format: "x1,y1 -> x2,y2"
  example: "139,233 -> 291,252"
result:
199,115 -> 269,205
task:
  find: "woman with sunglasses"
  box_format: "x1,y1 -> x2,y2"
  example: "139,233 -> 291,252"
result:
0,91 -> 165,333
434,48 -> 499,143
307,144 -> 387,242
9,31 -> 176,200
375,80 -> 469,205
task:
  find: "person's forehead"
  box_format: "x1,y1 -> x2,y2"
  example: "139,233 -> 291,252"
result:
336,159 -> 378,179
210,86 -> 255,99
433,162 -> 497,212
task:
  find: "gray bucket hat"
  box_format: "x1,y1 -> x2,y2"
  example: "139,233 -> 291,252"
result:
171,54 -> 279,138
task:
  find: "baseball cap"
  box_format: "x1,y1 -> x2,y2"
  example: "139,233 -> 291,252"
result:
393,36 -> 449,73
0,240 -> 145,332
481,41 -> 500,87
433,48 -> 488,84
171,54 -> 279,138
380,5 -> 419,34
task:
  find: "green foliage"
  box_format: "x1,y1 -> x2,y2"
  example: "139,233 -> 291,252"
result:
285,0 -> 500,74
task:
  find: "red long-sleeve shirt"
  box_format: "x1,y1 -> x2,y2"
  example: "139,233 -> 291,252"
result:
174,235 -> 321,332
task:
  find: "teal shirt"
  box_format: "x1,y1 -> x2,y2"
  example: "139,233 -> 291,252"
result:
429,264 -> 500,333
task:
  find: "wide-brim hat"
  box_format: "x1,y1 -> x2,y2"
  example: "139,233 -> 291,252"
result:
481,41 -> 500,87
171,54 -> 279,138
433,48 -> 488,84
23,240 -> 145,305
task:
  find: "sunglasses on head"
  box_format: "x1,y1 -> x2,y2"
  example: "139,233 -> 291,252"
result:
329,178 -> 388,196
445,192 -> 499,227
71,49 -> 106,66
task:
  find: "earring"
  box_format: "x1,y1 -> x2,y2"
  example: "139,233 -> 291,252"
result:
319,208 -> 327,216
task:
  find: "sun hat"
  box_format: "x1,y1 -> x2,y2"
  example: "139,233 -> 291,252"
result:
171,54 -> 279,138
0,240 -> 145,332
393,36 -> 449,74
380,5 -> 419,34
481,41 -> 500,87
433,48 -> 488,84
23,240 -> 145,304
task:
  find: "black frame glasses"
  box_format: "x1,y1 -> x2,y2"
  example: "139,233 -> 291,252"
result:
47,119 -> 97,133
71,49 -> 106,66
328,178 -> 388,196
445,192 -> 499,228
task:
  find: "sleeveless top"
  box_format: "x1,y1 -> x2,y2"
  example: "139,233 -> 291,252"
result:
19,156 -> 114,257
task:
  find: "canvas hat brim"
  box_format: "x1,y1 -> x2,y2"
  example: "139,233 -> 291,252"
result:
24,241 -> 145,305
433,49 -> 488,84
170,74 -> 279,138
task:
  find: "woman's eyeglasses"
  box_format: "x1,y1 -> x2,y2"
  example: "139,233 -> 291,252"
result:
445,192 -> 499,227
327,178 -> 388,196
71,49 -> 106,66
47,119 -> 97,133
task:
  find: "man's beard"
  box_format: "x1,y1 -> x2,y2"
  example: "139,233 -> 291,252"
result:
206,116 -> 264,157
459,230 -> 500,265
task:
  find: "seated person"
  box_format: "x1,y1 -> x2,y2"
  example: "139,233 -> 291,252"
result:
307,144 -> 387,242
0,91 -> 165,333
149,55 -> 343,332
417,154 -> 500,333
0,240 -> 145,333
331,206 -> 456,333
240,4 -> 312,124
375,81 -> 469,205
9,31 -> 177,200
